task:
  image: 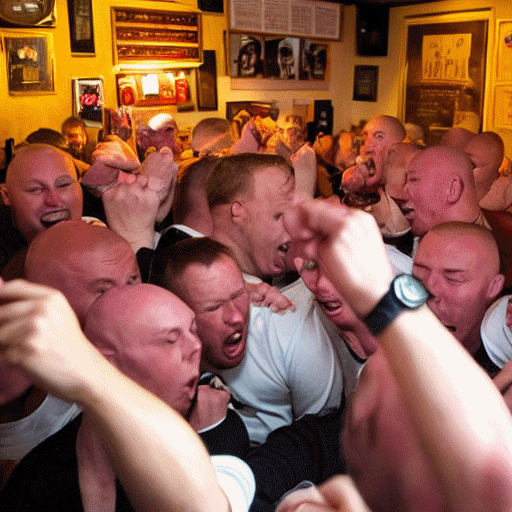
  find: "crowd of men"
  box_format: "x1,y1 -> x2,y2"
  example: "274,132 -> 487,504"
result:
0,111 -> 512,512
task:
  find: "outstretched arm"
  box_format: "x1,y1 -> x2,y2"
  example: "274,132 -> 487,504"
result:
285,197 -> 512,512
0,280 -> 230,512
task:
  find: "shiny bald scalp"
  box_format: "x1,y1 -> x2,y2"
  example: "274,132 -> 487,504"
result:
25,220 -> 132,283
426,221 -> 501,276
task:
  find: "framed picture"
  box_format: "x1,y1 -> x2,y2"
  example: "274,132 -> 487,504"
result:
4,33 -> 55,95
401,12 -> 489,145
72,77 -> 104,127
197,50 -> 218,110
111,7 -> 202,67
353,65 -> 378,102
198,0 -> 223,14
67,0 -> 95,55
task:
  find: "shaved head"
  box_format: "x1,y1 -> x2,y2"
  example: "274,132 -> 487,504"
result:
402,146 -> 479,236
1,144 -> 82,242
438,127 -> 474,151
414,222 -> 504,352
25,220 -> 141,326
464,131 -> 505,200
84,284 -> 201,417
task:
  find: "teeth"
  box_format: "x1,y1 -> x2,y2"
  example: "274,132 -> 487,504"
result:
233,332 -> 241,341
41,210 -> 69,223
278,243 -> 289,253
321,301 -> 341,311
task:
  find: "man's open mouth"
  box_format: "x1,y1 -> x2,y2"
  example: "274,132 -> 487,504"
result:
278,243 -> 289,254
40,210 -> 70,228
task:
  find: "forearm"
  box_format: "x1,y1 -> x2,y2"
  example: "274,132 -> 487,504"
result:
78,363 -> 230,512
379,306 -> 512,511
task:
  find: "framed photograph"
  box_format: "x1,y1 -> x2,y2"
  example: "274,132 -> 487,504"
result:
67,0 -> 95,55
72,77 -> 104,127
229,33 -> 264,77
264,37 -> 300,79
353,65 -> 378,102
300,40 -> 328,80
197,50 -> 218,110
401,12 -> 489,145
4,33 -> 55,95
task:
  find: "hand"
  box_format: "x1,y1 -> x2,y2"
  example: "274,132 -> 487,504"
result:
187,385 -> 231,432
102,175 -> 160,252
341,164 -> 370,194
0,280 -> 106,405
276,475 -> 370,512
93,135 -> 140,172
291,143 -> 317,197
138,147 -> 179,223
284,195 -> 393,318
246,281 -> 296,313
231,119 -> 261,154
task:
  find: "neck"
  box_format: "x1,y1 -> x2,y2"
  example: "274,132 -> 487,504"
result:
0,386 -> 47,424
341,327 -> 375,360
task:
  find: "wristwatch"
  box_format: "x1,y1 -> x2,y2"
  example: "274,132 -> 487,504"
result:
364,274 -> 429,336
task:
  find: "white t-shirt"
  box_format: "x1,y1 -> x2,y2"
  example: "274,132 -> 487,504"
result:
0,394 -> 81,461
221,279 -> 344,444
213,455 -> 255,512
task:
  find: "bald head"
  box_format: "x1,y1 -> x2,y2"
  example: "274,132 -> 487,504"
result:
402,146 -> 480,236
1,144 -> 82,242
413,222 -> 504,352
361,116 -> 406,188
384,142 -> 422,206
464,131 -> 505,200
191,118 -> 233,156
84,284 -> 200,417
438,127 -> 474,151
25,220 -> 140,326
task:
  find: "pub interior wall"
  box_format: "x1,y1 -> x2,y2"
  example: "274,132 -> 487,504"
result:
0,0 -> 510,154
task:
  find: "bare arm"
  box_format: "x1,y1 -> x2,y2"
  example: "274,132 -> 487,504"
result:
285,197 -> 512,512
0,280 -> 230,512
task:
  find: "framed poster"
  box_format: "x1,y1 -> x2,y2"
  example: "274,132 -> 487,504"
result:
401,12 -> 489,146
72,77 -> 104,127
67,0 -> 95,55
353,65 -> 378,102
4,32 -> 55,94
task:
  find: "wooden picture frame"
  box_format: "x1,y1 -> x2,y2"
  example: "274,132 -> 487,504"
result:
353,65 -> 378,102
4,32 -> 55,95
111,7 -> 202,68
67,0 -> 95,55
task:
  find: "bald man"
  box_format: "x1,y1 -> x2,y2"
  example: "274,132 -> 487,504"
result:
0,284 -> 249,511
342,115 -> 405,200
0,144 -> 83,245
136,113 -> 182,160
25,220 -> 141,327
464,131 -> 505,202
402,145 -> 487,237
413,222 -> 504,370
438,126 -> 475,151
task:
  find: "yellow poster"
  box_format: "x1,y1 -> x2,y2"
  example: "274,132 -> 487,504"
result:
422,33 -> 471,82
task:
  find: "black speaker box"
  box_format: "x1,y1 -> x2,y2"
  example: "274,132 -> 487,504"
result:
356,5 -> 389,57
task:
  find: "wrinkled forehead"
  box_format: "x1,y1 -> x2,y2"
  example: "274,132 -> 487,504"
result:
8,147 -> 77,186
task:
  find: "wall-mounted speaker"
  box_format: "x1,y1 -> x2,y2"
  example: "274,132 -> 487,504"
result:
356,5 -> 389,57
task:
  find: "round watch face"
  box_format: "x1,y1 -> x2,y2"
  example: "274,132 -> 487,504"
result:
393,274 -> 429,308
0,0 -> 54,25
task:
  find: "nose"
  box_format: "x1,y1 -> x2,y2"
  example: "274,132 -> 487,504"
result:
44,187 -> 64,207
183,333 -> 202,361
422,272 -> 442,301
224,300 -> 244,326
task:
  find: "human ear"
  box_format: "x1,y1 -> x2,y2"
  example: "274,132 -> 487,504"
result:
231,201 -> 246,225
0,184 -> 11,206
446,174 -> 463,204
487,273 -> 505,301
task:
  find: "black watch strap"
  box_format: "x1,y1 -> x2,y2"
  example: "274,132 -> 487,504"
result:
364,274 -> 428,336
